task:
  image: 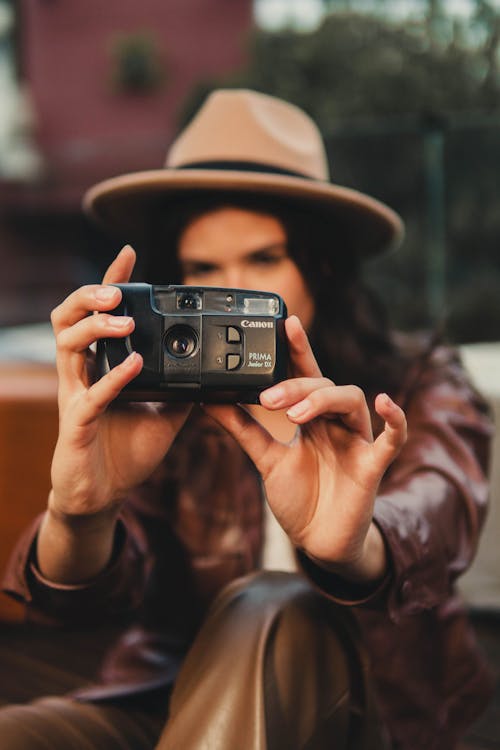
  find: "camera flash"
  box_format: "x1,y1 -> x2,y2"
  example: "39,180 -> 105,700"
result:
243,297 -> 279,315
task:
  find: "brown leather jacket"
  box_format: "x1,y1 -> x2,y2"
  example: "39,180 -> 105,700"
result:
3,345 -> 494,750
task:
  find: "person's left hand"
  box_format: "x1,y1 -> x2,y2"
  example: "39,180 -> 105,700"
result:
203,315 -> 407,583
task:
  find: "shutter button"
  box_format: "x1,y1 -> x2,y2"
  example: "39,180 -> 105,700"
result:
227,326 -> 241,343
227,354 -> 241,370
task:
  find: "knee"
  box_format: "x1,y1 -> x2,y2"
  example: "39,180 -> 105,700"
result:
211,571 -> 318,627
219,570 -> 313,610
213,570 -> 356,648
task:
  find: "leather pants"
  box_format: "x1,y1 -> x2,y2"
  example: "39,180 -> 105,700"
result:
157,571 -> 388,749
0,571 -> 388,749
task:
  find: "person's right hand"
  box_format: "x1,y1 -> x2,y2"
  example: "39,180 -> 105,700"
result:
38,246 -> 191,583
50,245 -> 190,519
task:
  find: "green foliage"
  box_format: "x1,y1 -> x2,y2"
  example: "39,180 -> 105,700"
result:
176,6 -> 500,342
232,11 -> 500,125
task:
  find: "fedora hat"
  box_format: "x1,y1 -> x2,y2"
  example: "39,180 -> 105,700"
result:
84,89 -> 404,258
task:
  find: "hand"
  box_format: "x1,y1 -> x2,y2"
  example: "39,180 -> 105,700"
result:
39,246 -> 191,582
50,245 -> 190,517
203,316 -> 407,583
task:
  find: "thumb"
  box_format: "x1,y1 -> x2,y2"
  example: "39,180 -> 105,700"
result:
372,393 -> 407,470
202,404 -> 279,476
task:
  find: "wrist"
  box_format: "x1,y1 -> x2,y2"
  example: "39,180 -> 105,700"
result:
305,523 -> 388,585
37,495 -> 121,584
47,490 -> 121,532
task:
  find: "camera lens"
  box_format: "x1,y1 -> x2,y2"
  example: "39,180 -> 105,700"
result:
165,326 -> 198,359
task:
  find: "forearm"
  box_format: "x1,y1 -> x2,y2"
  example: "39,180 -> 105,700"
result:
304,522 -> 388,585
298,468 -> 485,617
36,492 -> 119,584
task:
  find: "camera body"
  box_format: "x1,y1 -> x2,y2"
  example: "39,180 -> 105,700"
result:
96,283 -> 288,403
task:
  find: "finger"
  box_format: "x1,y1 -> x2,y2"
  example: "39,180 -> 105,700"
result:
57,313 -> 135,354
102,245 -> 136,284
51,284 -> 122,336
57,314 -> 135,356
372,393 -> 407,468
260,377 -> 333,410
51,246 -> 134,336
285,316 -> 323,379
202,404 -> 281,477
56,314 -> 135,388
286,384 -> 373,442
76,352 -> 143,425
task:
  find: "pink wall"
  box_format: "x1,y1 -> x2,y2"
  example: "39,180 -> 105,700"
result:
18,0 -> 253,191
0,1 -> 254,325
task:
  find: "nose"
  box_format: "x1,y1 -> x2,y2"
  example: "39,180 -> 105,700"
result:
220,265 -> 247,289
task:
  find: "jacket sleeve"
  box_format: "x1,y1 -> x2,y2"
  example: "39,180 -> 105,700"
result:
298,346 -> 493,624
1,504 -> 152,625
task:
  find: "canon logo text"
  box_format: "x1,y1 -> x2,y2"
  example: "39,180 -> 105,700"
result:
241,320 -> 273,329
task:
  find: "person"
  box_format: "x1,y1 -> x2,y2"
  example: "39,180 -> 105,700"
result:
0,89 -> 493,750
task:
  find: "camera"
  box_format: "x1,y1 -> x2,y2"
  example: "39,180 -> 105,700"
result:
96,283 -> 288,403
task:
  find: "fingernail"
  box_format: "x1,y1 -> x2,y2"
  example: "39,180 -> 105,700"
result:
287,400 -> 309,419
263,385 -> 285,406
95,286 -> 118,301
126,351 -> 140,366
108,316 -> 132,329
381,393 -> 395,408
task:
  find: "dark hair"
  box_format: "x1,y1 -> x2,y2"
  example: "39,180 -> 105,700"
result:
143,191 -> 410,397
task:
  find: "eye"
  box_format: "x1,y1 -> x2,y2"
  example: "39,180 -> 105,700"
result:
249,249 -> 286,266
181,261 -> 217,278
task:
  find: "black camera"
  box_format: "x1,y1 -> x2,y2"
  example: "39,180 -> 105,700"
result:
96,283 -> 288,403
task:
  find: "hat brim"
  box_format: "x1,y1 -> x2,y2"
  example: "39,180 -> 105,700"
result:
83,168 -> 404,259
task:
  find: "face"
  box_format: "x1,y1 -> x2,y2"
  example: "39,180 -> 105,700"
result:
177,206 -> 315,330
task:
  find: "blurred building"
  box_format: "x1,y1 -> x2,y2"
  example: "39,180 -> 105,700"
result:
0,0 -> 253,326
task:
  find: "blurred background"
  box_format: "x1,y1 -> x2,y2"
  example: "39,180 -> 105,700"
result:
0,0 -> 499,340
